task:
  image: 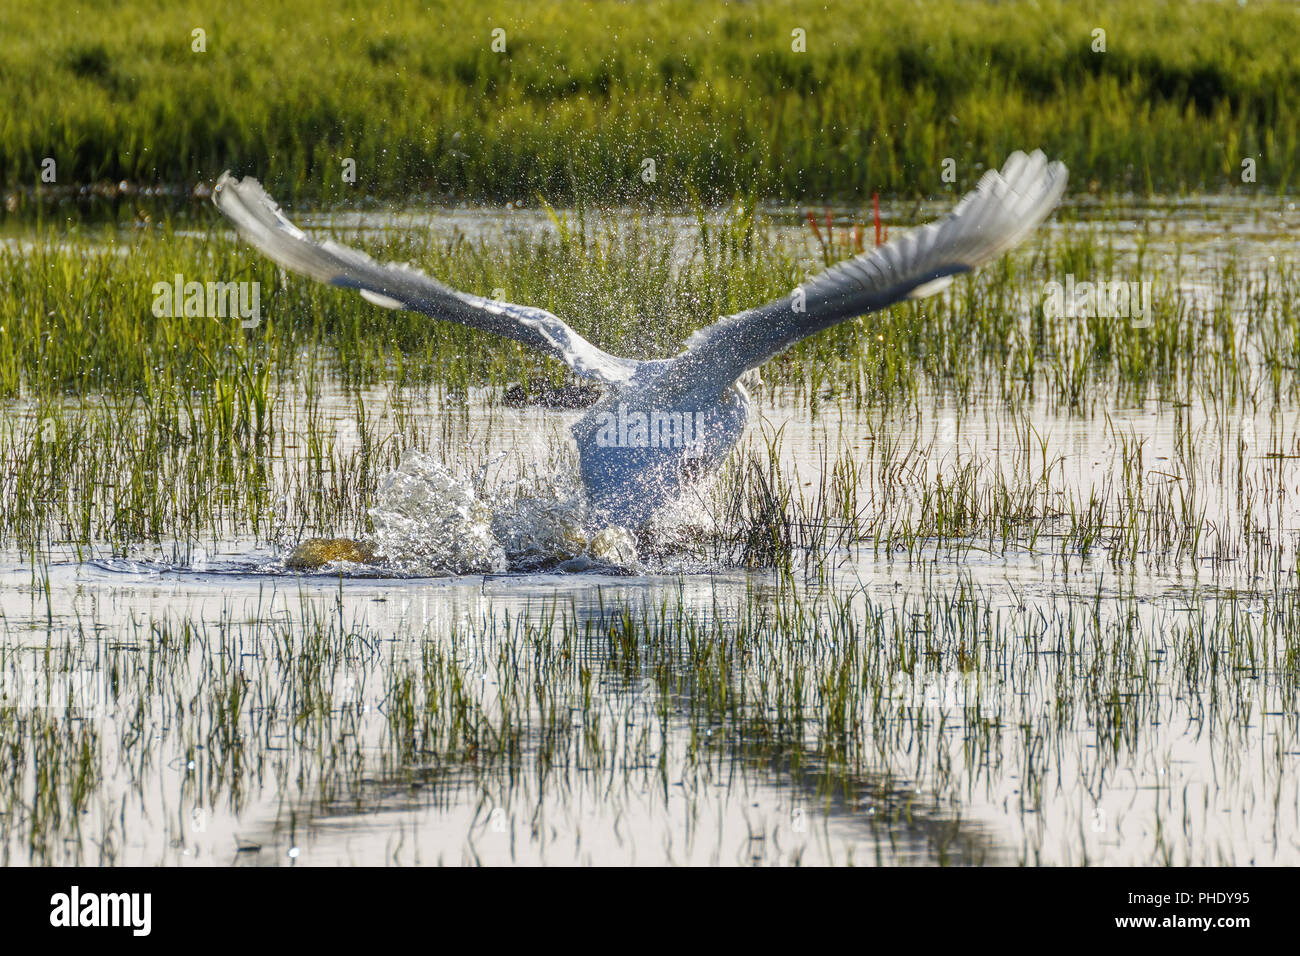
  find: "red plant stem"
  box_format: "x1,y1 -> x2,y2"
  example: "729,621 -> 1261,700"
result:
805,210 -> 824,245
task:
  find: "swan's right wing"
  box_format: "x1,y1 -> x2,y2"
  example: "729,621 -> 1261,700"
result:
661,150 -> 1066,399
213,173 -> 636,385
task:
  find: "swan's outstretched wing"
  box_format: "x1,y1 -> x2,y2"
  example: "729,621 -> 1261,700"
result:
663,150 -> 1066,398
212,173 -> 636,385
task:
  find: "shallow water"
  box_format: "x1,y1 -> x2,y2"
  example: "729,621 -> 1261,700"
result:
2,532 -> 1293,865
1,197 -> 1298,865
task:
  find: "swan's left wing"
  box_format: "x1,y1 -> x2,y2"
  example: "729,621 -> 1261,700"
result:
213,173 -> 636,385
661,150 -> 1066,399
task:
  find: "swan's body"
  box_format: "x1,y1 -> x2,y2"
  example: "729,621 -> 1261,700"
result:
214,151 -> 1066,527
571,375 -> 750,525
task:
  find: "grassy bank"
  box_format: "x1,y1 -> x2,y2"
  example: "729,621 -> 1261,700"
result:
2,0 -> 1297,210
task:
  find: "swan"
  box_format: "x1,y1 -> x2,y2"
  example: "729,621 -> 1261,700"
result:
213,150 -> 1066,529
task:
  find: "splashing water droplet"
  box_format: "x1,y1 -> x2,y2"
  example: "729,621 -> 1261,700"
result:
362,450 -> 641,575
369,452 -> 505,575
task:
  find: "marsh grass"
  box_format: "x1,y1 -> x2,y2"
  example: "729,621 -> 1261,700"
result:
3,1 -> 1298,210
5,204 -> 1298,407
4,570 -> 1297,864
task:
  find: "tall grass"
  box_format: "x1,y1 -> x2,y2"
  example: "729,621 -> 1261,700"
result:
1,0 -> 1297,212
3,207 -> 1297,406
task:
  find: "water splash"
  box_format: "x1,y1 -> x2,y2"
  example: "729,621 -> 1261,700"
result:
369,452 -> 506,575
363,451 -> 640,575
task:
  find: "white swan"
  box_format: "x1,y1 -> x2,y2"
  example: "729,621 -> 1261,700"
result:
214,151 -> 1066,527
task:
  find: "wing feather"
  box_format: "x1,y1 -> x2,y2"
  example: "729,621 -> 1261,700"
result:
667,150 -> 1066,396
212,173 -> 636,385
